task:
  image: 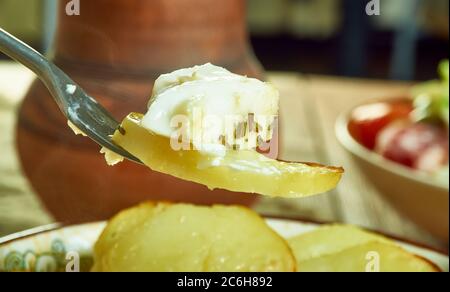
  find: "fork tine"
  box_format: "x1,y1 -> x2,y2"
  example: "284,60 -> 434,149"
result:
62,84 -> 143,164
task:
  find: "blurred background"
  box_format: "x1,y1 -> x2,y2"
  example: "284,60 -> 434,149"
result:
0,0 -> 448,80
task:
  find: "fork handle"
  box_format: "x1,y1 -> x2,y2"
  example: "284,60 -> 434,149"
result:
0,27 -> 51,78
0,28 -> 80,114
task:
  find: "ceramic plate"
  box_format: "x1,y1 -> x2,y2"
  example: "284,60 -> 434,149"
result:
0,219 -> 448,272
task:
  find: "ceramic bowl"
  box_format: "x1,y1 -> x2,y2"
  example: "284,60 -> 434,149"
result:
336,98 -> 449,242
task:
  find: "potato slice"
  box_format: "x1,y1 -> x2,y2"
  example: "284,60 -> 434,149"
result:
288,225 -> 439,272
298,241 -> 439,272
110,113 -> 343,198
288,224 -> 391,263
92,202 -> 296,272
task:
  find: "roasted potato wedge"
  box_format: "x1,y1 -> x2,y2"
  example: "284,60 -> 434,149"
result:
288,224 -> 391,262
109,113 -> 343,198
297,241 -> 439,272
92,202 -> 296,272
288,225 -> 439,272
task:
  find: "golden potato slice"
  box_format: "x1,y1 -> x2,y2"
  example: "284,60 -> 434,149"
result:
288,225 -> 439,272
298,241 -> 439,272
288,224 -> 391,263
110,113 -> 343,198
92,202 -> 296,272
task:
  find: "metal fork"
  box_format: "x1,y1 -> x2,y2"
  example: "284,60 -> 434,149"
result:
0,28 -> 141,164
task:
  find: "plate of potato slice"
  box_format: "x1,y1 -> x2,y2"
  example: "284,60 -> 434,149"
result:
0,202 -> 447,272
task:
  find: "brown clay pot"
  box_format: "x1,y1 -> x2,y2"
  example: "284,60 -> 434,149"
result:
16,0 -> 263,223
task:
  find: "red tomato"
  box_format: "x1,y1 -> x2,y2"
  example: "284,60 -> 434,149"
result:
377,122 -> 449,171
348,100 -> 413,150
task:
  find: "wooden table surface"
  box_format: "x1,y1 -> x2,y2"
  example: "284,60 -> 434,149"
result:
0,61 -> 445,250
